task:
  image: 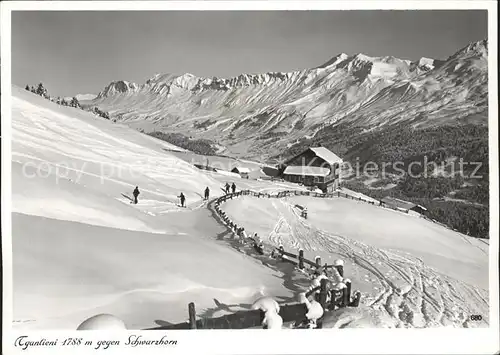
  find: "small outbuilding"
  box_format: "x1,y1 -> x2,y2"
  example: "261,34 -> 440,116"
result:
380,196 -> 427,216
231,166 -> 250,179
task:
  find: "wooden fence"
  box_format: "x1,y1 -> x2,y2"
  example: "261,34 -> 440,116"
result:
213,188 -> 410,214
146,186 -> 436,330
144,188 -> 368,330
145,277 -> 361,330
146,190 -> 361,330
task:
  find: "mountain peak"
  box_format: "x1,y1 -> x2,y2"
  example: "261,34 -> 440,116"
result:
353,53 -> 373,62
96,80 -> 139,99
318,52 -> 349,68
450,39 -> 488,59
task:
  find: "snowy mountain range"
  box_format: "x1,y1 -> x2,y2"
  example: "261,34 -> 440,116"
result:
76,93 -> 97,101
86,39 -> 488,160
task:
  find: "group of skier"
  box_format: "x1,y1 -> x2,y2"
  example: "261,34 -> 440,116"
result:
224,182 -> 237,194
131,180 -> 239,208
132,186 -> 186,207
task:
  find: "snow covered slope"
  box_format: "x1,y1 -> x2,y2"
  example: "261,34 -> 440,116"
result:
88,40 -> 487,159
11,86 -> 293,329
220,195 -> 489,328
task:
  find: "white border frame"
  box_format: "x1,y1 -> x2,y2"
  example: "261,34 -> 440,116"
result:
1,1 -> 499,354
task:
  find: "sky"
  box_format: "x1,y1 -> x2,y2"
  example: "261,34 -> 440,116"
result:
12,10 -> 488,97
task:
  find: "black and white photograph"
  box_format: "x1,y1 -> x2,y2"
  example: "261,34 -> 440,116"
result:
1,1 -> 499,354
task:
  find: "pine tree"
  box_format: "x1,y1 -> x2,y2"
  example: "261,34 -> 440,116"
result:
70,97 -> 80,108
36,83 -> 47,97
25,85 -> 30,91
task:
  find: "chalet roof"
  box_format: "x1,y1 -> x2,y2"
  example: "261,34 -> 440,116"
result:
283,166 -> 330,177
309,147 -> 343,165
232,166 -> 251,173
381,196 -> 427,211
284,146 -> 343,166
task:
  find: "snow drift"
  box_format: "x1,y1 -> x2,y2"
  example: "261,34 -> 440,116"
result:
10,87 -> 294,329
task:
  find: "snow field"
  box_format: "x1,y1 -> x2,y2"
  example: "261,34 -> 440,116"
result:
10,87 -> 294,329
220,195 -> 489,328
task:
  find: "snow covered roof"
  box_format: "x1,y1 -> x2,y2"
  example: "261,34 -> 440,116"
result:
381,197 -> 427,211
283,166 -> 330,177
215,169 -> 242,178
309,147 -> 343,165
231,166 -> 251,173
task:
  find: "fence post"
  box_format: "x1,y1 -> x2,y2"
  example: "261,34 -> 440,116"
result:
315,256 -> 322,269
319,278 -> 328,308
188,302 -> 197,329
342,279 -> 351,307
279,245 -> 285,259
298,249 -> 304,270
334,259 -> 344,277
349,291 -> 361,307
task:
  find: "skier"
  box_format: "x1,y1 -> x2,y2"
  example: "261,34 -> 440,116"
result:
231,182 -> 236,194
204,187 -> 210,200
133,186 -> 140,204
225,183 -> 230,194
178,192 -> 186,208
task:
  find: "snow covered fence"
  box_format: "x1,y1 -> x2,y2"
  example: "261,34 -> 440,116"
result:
146,300 -> 311,330
218,188 -> 384,210
146,279 -> 358,330
213,191 -> 355,280
210,191 -> 361,309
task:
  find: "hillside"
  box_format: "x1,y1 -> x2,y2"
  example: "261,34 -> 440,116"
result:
10,86 -> 490,329
219,195 -> 489,328
11,87 -> 295,329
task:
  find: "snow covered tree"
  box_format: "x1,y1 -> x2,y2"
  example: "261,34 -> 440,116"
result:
36,83 -> 48,97
101,110 -> 110,119
94,107 -> 110,119
30,86 -> 36,93
70,97 -> 80,108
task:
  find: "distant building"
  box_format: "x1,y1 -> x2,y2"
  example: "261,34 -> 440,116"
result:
380,196 -> 427,216
279,147 -> 343,192
231,166 -> 250,179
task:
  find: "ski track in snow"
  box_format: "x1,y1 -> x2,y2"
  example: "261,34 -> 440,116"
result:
227,197 -> 489,328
